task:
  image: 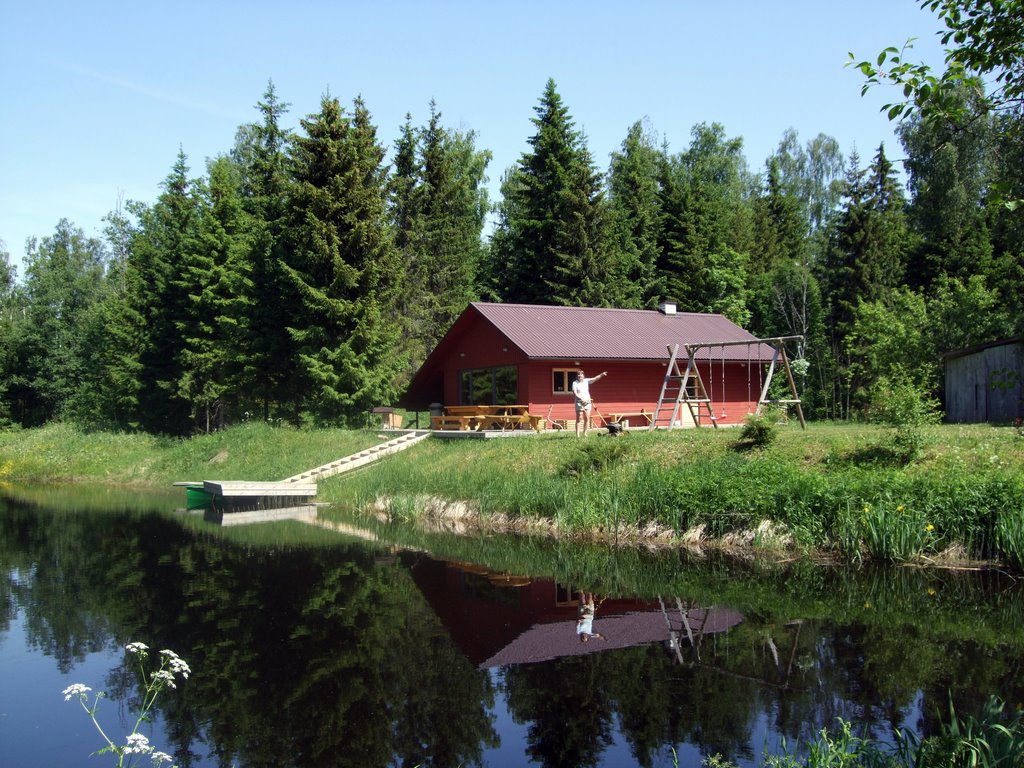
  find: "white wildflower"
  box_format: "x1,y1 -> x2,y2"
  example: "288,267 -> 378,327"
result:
124,733 -> 153,754
126,642 -> 149,655
160,649 -> 191,679
150,750 -> 174,765
62,683 -> 92,701
151,669 -> 176,688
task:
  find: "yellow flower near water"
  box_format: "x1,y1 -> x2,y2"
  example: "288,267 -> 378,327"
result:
897,505 -> 905,513
925,523 -> 935,532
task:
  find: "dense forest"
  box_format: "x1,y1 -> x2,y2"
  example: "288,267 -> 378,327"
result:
0,4 -> 1021,436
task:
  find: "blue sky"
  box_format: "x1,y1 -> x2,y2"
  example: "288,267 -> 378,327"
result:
0,1 -> 947,276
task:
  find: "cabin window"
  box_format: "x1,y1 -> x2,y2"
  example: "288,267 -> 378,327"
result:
459,366 -> 518,405
554,583 -> 578,607
552,368 -> 579,395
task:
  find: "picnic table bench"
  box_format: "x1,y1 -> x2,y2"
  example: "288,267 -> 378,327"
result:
430,413 -> 482,431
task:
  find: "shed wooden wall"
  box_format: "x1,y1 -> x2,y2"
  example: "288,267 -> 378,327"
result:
944,341 -> 1024,423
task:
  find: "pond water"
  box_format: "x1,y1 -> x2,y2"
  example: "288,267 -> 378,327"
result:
2,485 -> 1023,768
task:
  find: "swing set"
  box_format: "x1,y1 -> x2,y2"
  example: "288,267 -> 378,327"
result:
649,336 -> 806,430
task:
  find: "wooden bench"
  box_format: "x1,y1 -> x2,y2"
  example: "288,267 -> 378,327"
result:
430,415 -> 481,431
480,413 -> 546,432
479,413 -> 519,431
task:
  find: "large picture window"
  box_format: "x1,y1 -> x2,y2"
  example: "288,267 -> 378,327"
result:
459,366 -> 518,405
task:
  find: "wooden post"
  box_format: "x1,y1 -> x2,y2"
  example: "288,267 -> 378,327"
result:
778,344 -> 807,428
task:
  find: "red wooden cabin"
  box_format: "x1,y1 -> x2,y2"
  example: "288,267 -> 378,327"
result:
400,302 -> 775,428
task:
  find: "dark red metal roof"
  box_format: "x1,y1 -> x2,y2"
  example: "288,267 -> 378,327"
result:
473,302 -> 770,361
479,606 -> 744,668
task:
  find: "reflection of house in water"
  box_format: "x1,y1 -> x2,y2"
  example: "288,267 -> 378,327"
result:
405,554 -> 743,668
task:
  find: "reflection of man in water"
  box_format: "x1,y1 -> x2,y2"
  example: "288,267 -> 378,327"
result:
576,592 -> 604,643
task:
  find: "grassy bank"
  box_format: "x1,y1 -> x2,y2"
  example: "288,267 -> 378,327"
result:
326,421 -> 1024,568
2,421 -> 1023,568
0,422 -> 387,486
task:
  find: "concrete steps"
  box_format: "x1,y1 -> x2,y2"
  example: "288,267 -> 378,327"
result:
281,430 -> 430,484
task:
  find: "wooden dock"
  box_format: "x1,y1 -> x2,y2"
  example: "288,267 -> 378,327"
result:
175,479 -> 317,513
175,430 -> 431,525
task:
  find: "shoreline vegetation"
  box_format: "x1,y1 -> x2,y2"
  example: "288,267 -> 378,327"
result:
1,420 -> 1023,571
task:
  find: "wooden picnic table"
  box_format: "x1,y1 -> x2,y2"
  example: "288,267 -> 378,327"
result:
431,404 -> 545,432
472,405 -> 540,431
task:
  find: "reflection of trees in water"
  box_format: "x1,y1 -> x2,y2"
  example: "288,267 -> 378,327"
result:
165,536 -> 498,768
502,656 -> 616,768
2,505 -> 497,767
2,501 -> 169,672
503,605 -> 1024,768
501,643 -> 761,767
5,498 -> 1024,767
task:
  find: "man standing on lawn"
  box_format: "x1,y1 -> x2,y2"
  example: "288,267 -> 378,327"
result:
572,369 -> 607,437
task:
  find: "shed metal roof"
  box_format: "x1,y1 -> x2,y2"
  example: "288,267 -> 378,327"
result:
473,302 -> 769,361
940,335 -> 1023,361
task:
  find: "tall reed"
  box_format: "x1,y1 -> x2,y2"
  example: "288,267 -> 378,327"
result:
995,509 -> 1024,571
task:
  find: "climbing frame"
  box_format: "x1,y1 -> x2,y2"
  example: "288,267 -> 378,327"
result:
649,336 -> 806,431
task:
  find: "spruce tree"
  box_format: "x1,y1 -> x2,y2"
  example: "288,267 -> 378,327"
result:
413,102 -> 490,365
128,151 -> 200,435
748,157 -> 827,410
823,150 -> 871,337
390,104 -> 490,375
86,204 -> 148,430
389,114 -> 425,379
821,146 -> 912,417
176,156 -> 254,432
900,90 -> 994,290
67,284 -> 140,429
490,79 -> 617,306
285,95 -> 403,425
607,120 -> 662,307
751,158 -> 806,275
0,242 -> 15,425
655,123 -> 753,313
864,143 -> 911,291
655,152 -> 697,307
232,81 -> 296,421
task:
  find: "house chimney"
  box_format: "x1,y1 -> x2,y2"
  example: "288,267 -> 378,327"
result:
659,301 -> 677,315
